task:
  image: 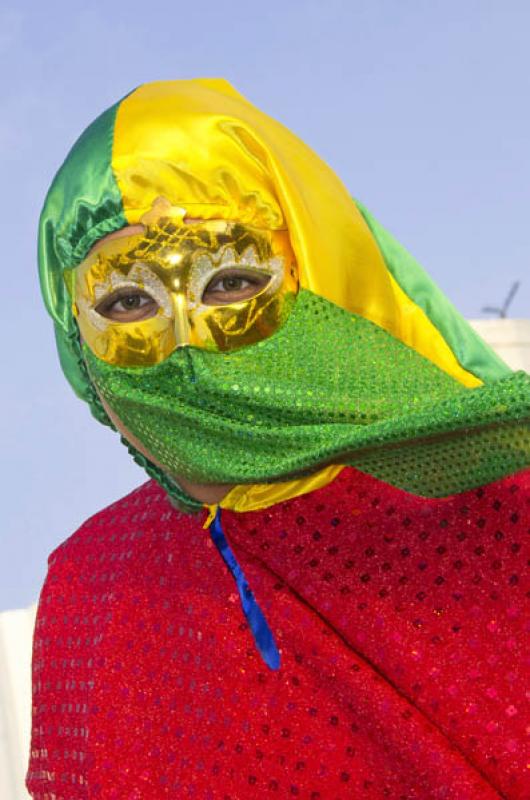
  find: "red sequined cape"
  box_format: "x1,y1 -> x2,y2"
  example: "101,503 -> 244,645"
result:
26,467 -> 529,799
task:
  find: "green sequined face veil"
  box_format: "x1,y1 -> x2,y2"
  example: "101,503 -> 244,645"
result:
39,78 -> 530,512
84,288 -> 529,496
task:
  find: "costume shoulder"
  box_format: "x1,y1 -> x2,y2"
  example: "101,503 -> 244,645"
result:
27,479 -> 204,798
47,479 -> 192,566
35,478 -> 204,628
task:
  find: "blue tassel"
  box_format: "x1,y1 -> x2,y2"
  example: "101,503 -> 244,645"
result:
209,507 -> 281,671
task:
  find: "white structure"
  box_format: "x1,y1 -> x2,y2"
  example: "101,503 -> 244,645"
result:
469,318 -> 530,372
1,319 -> 528,800
0,606 -> 36,799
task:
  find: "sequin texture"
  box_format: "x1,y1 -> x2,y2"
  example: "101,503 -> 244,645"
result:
27,467 -> 530,798
85,288 -> 530,497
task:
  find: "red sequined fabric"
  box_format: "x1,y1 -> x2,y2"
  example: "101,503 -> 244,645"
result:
27,467 -> 529,799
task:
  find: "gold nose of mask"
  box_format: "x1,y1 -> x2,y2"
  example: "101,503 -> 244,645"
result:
172,291 -> 192,347
68,218 -> 299,367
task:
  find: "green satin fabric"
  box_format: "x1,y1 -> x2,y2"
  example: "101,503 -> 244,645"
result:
39,99 -> 128,401
355,201 -> 511,384
83,289 -> 530,501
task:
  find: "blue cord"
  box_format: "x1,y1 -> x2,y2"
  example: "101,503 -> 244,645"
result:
209,507 -> 281,670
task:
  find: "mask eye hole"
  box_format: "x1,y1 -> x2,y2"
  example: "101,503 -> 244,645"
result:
95,289 -> 159,322
202,268 -> 271,306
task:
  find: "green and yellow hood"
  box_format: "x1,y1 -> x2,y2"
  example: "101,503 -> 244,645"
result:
38,78 -> 529,507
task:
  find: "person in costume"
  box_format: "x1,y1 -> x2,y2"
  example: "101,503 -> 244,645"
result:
27,79 -> 529,799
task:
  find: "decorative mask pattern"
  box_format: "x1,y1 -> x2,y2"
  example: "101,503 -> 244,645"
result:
69,216 -> 298,367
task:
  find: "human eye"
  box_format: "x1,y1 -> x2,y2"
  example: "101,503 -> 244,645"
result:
202,269 -> 270,306
95,289 -> 159,322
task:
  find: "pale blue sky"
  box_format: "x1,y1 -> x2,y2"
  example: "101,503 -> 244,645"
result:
1,0 -> 529,610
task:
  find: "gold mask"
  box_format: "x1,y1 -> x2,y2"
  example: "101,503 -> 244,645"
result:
69,217 -> 299,367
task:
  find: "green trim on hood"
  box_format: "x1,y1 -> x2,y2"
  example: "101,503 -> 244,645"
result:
355,200 -> 511,383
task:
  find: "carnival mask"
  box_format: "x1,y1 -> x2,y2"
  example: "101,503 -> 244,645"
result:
69,216 -> 299,367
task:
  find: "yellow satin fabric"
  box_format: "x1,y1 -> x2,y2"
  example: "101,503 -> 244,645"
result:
203,464 -> 345,524
113,79 -> 481,389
